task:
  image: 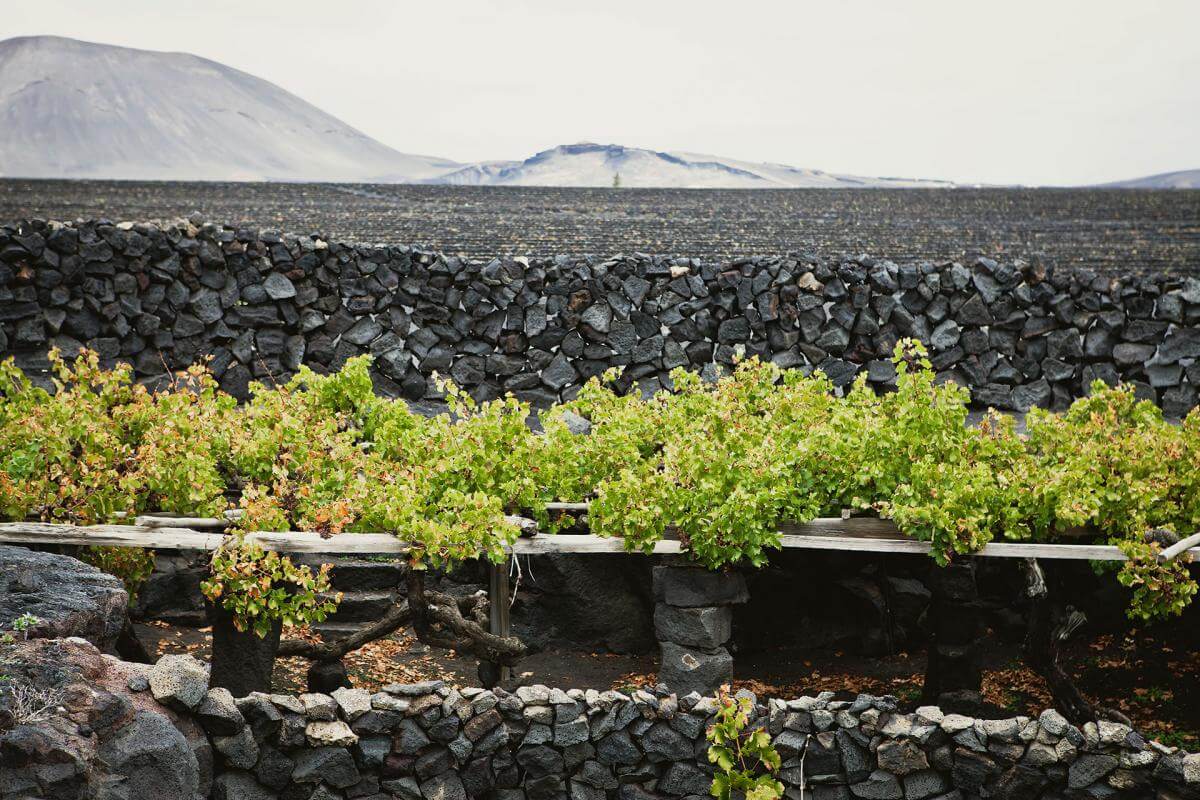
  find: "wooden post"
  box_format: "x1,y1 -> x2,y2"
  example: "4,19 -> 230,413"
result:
488,557 -> 512,683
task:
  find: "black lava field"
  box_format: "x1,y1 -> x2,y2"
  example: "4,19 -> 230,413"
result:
2,180 -> 1197,277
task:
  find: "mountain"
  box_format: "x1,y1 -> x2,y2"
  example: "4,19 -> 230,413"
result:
1099,169 -> 1200,189
0,35 -> 458,182
430,143 -> 956,188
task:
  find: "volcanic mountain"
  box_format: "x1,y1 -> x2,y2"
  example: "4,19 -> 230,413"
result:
0,35 -> 458,182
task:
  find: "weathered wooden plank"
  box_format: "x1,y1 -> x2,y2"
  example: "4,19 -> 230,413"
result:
0,523 -> 408,554
136,515 -> 232,530
777,533 -> 1128,561
1160,531 -> 1200,563
544,502 -> 590,512
510,535 -> 682,554
778,517 -> 900,539
488,559 -> 513,682
2,520 -> 1189,563
0,522 -> 229,551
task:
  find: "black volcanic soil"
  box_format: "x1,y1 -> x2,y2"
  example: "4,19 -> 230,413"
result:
134,621 -> 1200,750
2,180 -> 1198,277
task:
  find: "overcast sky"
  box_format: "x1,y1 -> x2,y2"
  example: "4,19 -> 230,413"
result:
7,0 -> 1198,185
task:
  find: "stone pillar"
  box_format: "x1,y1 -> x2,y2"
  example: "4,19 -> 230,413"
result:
653,563 -> 747,696
208,601 -> 281,696
922,559 -> 982,713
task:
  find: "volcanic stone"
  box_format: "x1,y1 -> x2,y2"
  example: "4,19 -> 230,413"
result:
148,654 -> 209,711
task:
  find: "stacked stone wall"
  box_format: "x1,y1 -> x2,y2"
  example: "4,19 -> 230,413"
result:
5,640 -> 1199,800
2,218 -> 1199,415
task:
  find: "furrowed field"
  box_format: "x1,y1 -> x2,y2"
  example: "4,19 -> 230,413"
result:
2,180 -> 1198,277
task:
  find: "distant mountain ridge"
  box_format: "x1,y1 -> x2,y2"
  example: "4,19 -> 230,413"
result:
429,142 -> 956,188
0,36 -> 1193,189
1100,169 -> 1200,189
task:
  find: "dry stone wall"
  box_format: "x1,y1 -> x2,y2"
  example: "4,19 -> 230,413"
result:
4,639 -> 1200,800
2,218 -> 1199,415
3,547 -> 1200,799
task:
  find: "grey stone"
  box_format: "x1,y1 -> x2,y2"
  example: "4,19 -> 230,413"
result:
517,744 -> 566,776
343,317 -> 383,346
658,762 -> 712,796
554,715 -> 590,747
900,770 -> 948,800
850,770 -> 903,799
148,653 -> 209,711
1158,327 -> 1200,363
1068,754 -> 1118,789
1113,342 -> 1156,366
236,694 -> 283,739
653,566 -> 748,607
542,353 -> 578,391
1038,708 -> 1069,737
263,272 -> 296,300
422,771 -> 468,800
301,692 -> 338,721
394,718 -> 432,754
640,721 -> 693,761
196,687 -> 245,736
1012,378 -> 1052,412
292,746 -> 361,788
876,738 -> 929,775
213,725 -> 259,770
929,320 -> 961,351
659,641 -> 732,696
718,317 -> 751,343
596,730 -> 641,765
0,546 -> 128,652
96,710 -> 201,799
254,745 -> 294,790
331,687 -> 371,721
653,605 -> 731,650
383,776 -> 424,800
306,719 -> 358,747
211,770 -> 277,800
581,303 -> 612,333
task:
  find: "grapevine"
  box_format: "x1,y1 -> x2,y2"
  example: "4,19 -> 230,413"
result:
0,341 -> 1196,635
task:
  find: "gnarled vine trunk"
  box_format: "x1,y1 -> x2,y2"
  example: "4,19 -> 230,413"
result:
406,568 -> 526,677
1020,558 -> 1098,724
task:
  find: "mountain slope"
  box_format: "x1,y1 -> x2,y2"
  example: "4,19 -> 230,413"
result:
430,143 -> 956,188
0,35 -> 458,182
1100,169 -> 1200,189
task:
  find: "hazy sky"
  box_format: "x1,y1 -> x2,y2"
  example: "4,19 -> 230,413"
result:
7,0 -> 1198,185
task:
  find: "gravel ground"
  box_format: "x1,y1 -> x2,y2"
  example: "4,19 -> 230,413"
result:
2,180 -> 1197,277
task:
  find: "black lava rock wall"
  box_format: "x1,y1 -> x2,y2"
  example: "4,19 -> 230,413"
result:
2,217 -> 1198,415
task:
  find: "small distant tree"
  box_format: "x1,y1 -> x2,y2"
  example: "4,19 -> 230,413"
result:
612,172 -> 621,188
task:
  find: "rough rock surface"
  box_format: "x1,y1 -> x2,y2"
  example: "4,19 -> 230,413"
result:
0,545 -> 128,652
0,637 -> 211,799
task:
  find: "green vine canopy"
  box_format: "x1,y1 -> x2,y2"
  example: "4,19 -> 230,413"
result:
1,339 -> 1196,633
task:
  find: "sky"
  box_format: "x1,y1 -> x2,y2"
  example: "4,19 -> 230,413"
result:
5,0 -> 1198,186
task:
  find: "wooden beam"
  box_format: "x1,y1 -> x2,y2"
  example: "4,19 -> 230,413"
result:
488,559 -> 513,682
2,519 -> 1194,563
777,533 -> 1127,561
0,522 -> 229,551
1160,532 -> 1200,563
136,515 -> 232,530
544,502 -> 589,512
511,535 -> 681,555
